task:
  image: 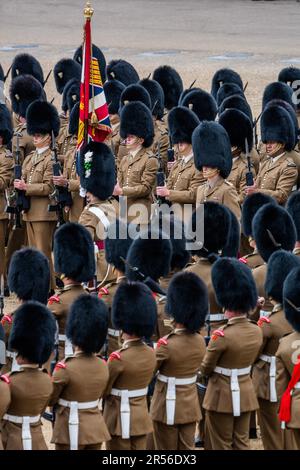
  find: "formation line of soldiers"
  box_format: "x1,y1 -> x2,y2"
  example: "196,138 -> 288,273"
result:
1,51 -> 300,450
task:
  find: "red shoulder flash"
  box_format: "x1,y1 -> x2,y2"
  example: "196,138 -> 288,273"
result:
98,287 -> 109,298
54,362 -> 66,371
239,257 -> 247,265
0,374 -> 10,385
1,314 -> 12,325
108,351 -> 121,362
152,292 -> 157,299
48,295 -> 61,305
211,329 -> 225,341
157,337 -> 168,348
258,316 -> 271,327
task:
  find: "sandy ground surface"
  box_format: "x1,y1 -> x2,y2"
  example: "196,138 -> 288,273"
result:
2,0 -> 296,451
1,0 -> 300,121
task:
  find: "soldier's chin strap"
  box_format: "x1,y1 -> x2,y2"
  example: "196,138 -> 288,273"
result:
285,297 -> 300,313
266,229 -> 282,249
120,256 -> 166,296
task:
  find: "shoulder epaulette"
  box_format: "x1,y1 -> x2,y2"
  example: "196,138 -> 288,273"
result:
54,361 -> 66,371
48,295 -> 61,305
108,351 -> 121,362
0,374 -> 10,384
257,316 -> 271,327
239,257 -> 248,265
157,337 -> 168,348
1,314 -> 13,325
98,286 -> 109,298
211,329 -> 225,341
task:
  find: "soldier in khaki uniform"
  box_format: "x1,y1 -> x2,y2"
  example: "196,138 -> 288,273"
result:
50,295 -> 110,450
193,121 -> 241,221
53,58 -> 81,153
156,106 -> 204,224
219,109 -> 257,205
6,74 -> 44,275
2,247 -> 50,374
114,101 -> 158,227
251,203 -> 297,321
78,142 -> 118,284
287,192 -> 300,258
245,105 -> 298,205
185,202 -> 232,332
101,219 -> 133,356
0,104 -> 14,284
252,250 -> 300,450
0,374 -> 10,450
276,268 -> 300,449
14,101 -> 60,291
200,257 -> 263,450
52,103 -> 84,222
116,84 -> 152,166
57,78 -> 80,164
139,78 -> 169,174
240,193 -> 274,270
48,223 -> 95,362
151,271 -> 208,450
104,282 -> 157,450
1,301 -> 56,450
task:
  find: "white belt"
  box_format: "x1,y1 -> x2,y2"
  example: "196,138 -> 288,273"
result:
108,328 -> 120,338
110,387 -> 148,439
3,413 -> 40,450
6,350 -> 21,372
214,366 -> 251,417
294,382 -> 300,390
209,314 -> 225,322
259,354 -> 277,402
157,374 -> 197,425
58,398 -> 99,450
58,334 -> 74,358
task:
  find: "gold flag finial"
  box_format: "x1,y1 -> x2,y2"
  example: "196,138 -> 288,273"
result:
84,1 -> 94,19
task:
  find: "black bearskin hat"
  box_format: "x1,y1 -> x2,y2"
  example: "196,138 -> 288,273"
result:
152,65 -> 183,110
0,104 -> 13,144
106,59 -> 139,86
74,43 -> 107,82
120,101 -> 154,148
287,191 -> 300,241
261,104 -> 295,152
105,219 -> 134,273
180,88 -> 218,122
26,100 -> 60,137
11,53 -> 44,85
211,68 -> 243,99
54,58 -> 81,94
219,108 -> 253,153
10,74 -> 45,118
139,78 -> 165,120
265,250 -> 300,303
242,193 -> 275,238
283,267 -> 300,332
103,79 -> 125,115
168,106 -> 200,144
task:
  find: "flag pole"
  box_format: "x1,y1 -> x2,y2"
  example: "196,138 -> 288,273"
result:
83,1 -> 94,145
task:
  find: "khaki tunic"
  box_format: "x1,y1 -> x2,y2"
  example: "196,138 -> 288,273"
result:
0,146 -> 14,220
255,153 -> 298,205
252,305 -> 294,401
49,353 -> 110,446
251,264 -> 273,321
0,376 -> 11,450
151,329 -> 206,424
63,141 -> 84,222
201,317 -> 263,413
57,114 -> 69,158
196,177 -> 241,221
1,366 -> 52,450
12,121 -> 34,163
104,339 -> 156,437
276,331 -> 300,429
47,284 -> 88,361
22,148 -> 57,222
152,119 -> 169,175
166,156 -> 205,224
118,147 -> 158,225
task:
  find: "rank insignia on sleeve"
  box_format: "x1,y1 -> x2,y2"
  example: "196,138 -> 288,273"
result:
54,362 -> 66,371
1,314 -> 12,325
98,287 -> 109,298
0,375 -> 10,384
239,257 -> 248,264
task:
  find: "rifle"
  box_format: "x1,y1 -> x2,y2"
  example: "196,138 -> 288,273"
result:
167,136 -> 175,163
156,141 -> 166,206
245,138 -> 254,187
120,256 -> 166,296
0,276 -> 6,366
6,132 -> 30,228
253,113 -> 261,151
48,131 -> 73,226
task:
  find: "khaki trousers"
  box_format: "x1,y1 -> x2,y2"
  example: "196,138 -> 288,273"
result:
5,223 -> 27,273
205,410 -> 251,450
26,221 -> 56,290
257,398 -> 283,450
153,421 -> 196,451
55,443 -> 102,450
106,435 -> 147,451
